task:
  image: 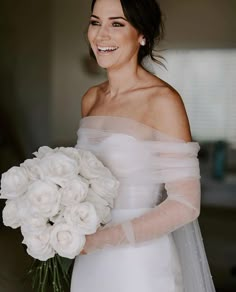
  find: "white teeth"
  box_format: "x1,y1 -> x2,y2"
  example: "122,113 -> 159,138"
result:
98,46 -> 118,52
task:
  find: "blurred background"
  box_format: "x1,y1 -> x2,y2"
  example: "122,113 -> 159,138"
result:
0,0 -> 236,291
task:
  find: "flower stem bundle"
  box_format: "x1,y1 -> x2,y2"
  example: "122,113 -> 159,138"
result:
28,256 -> 72,292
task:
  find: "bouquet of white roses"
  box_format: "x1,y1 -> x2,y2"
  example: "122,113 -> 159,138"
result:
0,146 -> 119,292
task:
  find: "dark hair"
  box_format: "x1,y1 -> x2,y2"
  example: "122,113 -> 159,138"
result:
90,0 -> 165,66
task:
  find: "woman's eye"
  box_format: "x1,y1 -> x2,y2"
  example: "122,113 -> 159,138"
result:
112,22 -> 124,27
90,20 -> 100,26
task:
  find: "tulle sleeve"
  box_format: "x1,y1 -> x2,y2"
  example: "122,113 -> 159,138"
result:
82,139 -> 201,252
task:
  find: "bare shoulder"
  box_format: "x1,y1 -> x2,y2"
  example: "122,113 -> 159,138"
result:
148,81 -> 192,142
81,82 -> 107,117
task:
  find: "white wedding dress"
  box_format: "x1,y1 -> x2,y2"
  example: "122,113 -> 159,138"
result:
71,116 -> 215,292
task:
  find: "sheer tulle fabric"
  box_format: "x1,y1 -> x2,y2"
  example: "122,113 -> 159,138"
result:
74,116 -> 215,291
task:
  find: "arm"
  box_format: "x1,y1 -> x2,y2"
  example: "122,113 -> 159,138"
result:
80,86 -> 98,118
83,176 -> 200,253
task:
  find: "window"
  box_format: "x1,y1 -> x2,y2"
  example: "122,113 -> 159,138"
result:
151,49 -> 236,147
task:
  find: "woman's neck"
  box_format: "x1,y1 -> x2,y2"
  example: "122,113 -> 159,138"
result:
106,61 -> 144,98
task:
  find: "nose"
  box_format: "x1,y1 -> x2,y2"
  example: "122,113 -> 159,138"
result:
96,24 -> 111,41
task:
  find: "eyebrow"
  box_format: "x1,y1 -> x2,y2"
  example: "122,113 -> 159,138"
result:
91,14 -> 127,21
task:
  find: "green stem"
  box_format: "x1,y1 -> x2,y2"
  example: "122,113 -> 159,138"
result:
60,258 -> 70,286
39,263 -> 43,292
28,256 -> 72,292
41,262 -> 49,292
53,257 -> 58,292
56,256 -> 63,291
31,261 -> 38,290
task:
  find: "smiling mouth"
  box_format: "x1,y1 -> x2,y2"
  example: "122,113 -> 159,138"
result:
97,46 -> 119,53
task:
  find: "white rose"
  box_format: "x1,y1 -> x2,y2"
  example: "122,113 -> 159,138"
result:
23,226 -> 55,261
64,202 -> 99,235
16,195 -> 31,220
0,166 -> 29,199
58,147 -> 82,167
33,146 -> 56,159
50,208 -> 65,224
86,189 -> 112,225
20,158 -> 42,181
90,176 -> 119,207
50,223 -> 85,258
21,216 -> 48,236
39,152 -> 79,187
60,177 -> 88,207
79,150 -> 111,179
2,200 -> 21,229
26,180 -> 61,218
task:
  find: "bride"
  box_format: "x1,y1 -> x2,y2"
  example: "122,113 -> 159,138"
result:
71,0 -> 216,291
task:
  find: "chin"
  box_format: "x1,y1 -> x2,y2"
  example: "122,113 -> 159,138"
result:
97,58 -> 128,71
96,60 -> 114,70
95,54 -> 123,70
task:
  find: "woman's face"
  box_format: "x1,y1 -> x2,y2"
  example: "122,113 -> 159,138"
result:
88,0 -> 143,70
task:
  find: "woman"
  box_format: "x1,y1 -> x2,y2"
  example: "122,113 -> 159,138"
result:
71,0 -> 216,291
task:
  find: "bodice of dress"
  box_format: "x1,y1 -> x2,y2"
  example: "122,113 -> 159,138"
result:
77,131 -> 164,209
76,116 -> 200,210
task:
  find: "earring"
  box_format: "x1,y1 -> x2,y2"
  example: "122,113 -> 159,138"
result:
140,38 -> 146,46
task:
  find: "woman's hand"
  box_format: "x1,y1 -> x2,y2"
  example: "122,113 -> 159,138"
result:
80,233 -> 96,255
80,248 -> 87,255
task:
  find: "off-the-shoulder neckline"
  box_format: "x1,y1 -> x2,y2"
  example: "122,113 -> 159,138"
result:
81,115 -> 165,132
80,115 -> 187,142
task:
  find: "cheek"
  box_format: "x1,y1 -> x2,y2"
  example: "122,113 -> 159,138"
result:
87,28 -> 95,46
117,30 -> 140,47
